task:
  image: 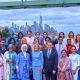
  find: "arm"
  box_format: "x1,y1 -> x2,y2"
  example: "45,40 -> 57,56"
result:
16,54 -> 20,72
58,60 -> 62,71
52,50 -> 58,74
40,51 -> 44,68
65,59 -> 72,70
54,50 -> 58,71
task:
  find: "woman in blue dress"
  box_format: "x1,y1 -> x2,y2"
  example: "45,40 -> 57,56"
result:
16,44 -> 30,80
32,44 -> 43,80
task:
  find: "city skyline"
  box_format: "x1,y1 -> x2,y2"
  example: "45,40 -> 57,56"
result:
0,6 -> 80,35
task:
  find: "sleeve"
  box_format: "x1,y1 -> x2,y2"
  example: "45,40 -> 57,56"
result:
5,38 -> 9,46
3,52 -> 8,67
65,58 -> 72,70
16,54 -> 20,69
14,52 -> 17,62
58,60 -> 62,71
27,54 -> 30,69
53,50 -> 58,71
40,51 -> 44,68
78,55 -> 80,67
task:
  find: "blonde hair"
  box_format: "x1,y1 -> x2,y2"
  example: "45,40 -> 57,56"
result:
34,43 -> 41,51
21,37 -> 28,45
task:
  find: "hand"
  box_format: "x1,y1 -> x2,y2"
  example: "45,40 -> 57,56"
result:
7,59 -> 13,64
39,68 -> 43,73
61,68 -> 66,72
72,70 -> 76,74
16,68 -> 19,73
52,70 -> 56,75
0,64 -> 3,67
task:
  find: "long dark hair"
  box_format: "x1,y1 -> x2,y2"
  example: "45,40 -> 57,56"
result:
8,38 -> 16,45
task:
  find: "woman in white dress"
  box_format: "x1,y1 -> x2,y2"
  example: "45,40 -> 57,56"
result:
69,46 -> 80,80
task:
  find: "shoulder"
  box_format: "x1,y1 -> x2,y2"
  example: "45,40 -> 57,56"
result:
17,52 -> 22,56
27,52 -> 30,56
69,54 -> 72,57
4,51 -> 8,54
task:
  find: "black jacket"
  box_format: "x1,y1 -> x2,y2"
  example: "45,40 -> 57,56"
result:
43,48 -> 58,73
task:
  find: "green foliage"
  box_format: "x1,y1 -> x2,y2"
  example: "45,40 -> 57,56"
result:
2,27 -> 9,38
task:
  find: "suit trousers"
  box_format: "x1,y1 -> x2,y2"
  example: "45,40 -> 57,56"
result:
45,70 -> 55,80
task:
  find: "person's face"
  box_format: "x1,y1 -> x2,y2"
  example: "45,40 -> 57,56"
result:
43,33 -> 48,38
67,39 -> 71,44
1,40 -> 5,46
47,42 -> 53,49
27,32 -> 32,38
34,44 -> 39,51
10,34 -> 13,38
76,35 -> 80,42
11,39 -> 15,44
69,32 -> 74,38
36,33 -> 40,38
45,38 -> 50,44
34,39 -> 39,44
52,32 -> 56,38
60,33 -> 64,38
19,33 -> 23,38
8,47 -> 13,52
22,39 -> 27,44
59,38 -> 63,44
22,46 -> 27,52
71,47 -> 76,54
62,51 -> 67,58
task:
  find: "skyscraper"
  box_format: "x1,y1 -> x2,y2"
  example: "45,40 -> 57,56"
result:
39,16 -> 43,33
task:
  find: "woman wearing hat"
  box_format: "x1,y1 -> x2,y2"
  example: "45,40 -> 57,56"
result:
3,44 -> 17,80
16,44 -> 30,80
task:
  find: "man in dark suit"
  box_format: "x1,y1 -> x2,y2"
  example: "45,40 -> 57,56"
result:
43,41 -> 58,80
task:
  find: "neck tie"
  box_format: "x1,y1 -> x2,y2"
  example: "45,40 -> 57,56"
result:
47,49 -> 51,59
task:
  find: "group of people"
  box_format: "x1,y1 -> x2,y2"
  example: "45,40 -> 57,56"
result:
0,30 -> 80,80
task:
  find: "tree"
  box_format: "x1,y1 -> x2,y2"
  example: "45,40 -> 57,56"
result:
2,27 -> 9,38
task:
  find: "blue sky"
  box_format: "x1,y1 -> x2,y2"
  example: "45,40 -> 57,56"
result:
0,6 -> 80,35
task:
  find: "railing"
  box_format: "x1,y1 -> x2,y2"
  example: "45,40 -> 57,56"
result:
0,0 -> 80,9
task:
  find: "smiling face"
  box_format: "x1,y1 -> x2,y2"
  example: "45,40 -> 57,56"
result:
34,44 -> 40,51
27,31 -> 32,38
61,50 -> 67,58
1,40 -> 5,47
47,42 -> 53,49
22,46 -> 27,52
8,46 -> 13,52
69,32 -> 74,38
71,46 -> 76,54
35,32 -> 40,38
43,32 -> 48,39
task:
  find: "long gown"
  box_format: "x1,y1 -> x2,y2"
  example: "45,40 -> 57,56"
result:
16,52 -> 30,80
32,51 -> 43,80
3,51 -> 17,80
57,57 -> 72,80
69,54 -> 80,80
0,54 -> 4,80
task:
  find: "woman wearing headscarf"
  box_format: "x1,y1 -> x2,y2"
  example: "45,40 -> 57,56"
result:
3,44 -> 17,80
16,44 -> 30,80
